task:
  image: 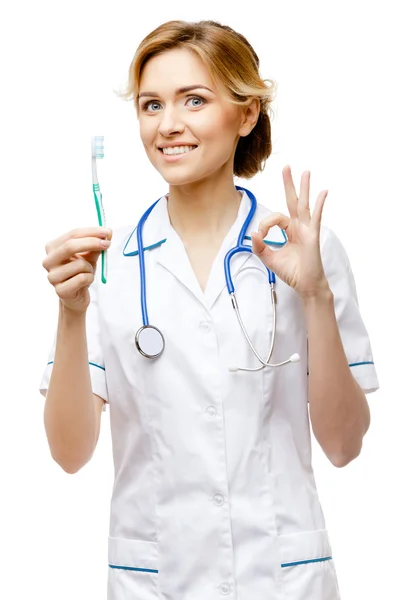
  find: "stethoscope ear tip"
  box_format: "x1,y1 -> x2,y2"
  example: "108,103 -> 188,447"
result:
290,353 -> 300,363
228,366 -> 239,372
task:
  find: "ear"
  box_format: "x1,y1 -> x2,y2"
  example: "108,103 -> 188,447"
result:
238,98 -> 260,137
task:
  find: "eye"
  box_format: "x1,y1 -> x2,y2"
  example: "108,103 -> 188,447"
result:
141,100 -> 162,113
186,96 -> 206,108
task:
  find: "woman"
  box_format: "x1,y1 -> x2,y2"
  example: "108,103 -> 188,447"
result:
40,20 -> 379,600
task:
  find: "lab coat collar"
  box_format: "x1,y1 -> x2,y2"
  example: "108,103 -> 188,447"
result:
122,190 -> 286,310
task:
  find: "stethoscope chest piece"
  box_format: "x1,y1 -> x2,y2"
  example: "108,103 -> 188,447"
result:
135,325 -> 165,359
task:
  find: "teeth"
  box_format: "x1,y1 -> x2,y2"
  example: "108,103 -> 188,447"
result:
162,145 -> 196,155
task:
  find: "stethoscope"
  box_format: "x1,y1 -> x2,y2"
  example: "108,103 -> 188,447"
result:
134,186 -> 300,372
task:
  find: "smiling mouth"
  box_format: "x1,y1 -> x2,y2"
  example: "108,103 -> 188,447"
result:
158,145 -> 198,156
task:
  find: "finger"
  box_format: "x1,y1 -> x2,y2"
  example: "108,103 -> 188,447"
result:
47,257 -> 94,286
257,212 -> 291,240
42,236 -> 110,271
282,165 -> 298,219
250,231 -> 275,263
45,226 -> 112,255
251,212 -> 290,264
298,171 -> 311,224
54,272 -> 95,300
310,190 -> 328,232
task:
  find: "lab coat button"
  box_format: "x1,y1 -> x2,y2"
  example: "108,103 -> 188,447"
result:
219,582 -> 231,595
205,406 -> 217,418
213,493 -> 224,506
199,320 -> 211,332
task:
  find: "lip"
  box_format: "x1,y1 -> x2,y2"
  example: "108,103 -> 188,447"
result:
157,143 -> 198,149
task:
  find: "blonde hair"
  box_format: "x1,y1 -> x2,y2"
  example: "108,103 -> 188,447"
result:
118,20 -> 277,179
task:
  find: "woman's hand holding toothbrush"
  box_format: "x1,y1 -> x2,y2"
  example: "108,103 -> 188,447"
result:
42,227 -> 112,314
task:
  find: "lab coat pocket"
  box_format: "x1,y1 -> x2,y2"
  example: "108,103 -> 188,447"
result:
108,537 -> 159,600
278,529 -> 341,600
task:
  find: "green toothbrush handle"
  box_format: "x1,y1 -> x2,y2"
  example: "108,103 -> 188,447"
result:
100,247 -> 107,284
93,184 -> 107,284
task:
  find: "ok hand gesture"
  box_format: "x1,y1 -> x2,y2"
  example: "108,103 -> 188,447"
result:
251,165 -> 330,300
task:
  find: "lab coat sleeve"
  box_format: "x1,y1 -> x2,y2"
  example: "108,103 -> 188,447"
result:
38,273 -> 109,409
317,226 -> 379,394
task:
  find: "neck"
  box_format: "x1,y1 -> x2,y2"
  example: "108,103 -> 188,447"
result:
166,173 -> 242,243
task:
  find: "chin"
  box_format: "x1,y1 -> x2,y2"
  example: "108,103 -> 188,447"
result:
159,162 -> 229,188
161,173 -> 203,186
157,166 -> 210,187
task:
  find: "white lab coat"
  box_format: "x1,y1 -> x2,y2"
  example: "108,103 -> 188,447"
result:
40,190 -> 379,600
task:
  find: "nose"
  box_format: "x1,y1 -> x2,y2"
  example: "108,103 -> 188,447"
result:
158,105 -> 184,137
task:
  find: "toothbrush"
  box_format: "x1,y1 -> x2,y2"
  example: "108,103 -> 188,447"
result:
91,135 -> 107,283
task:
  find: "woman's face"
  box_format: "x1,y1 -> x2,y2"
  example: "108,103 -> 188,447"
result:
138,48 -> 253,186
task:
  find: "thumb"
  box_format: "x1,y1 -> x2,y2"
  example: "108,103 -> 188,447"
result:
250,231 -> 275,270
250,231 -> 274,263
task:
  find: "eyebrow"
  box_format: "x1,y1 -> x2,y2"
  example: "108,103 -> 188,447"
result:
138,85 -> 215,99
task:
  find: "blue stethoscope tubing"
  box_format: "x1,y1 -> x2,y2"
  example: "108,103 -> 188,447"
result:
134,186 -> 300,370
223,186 -> 275,292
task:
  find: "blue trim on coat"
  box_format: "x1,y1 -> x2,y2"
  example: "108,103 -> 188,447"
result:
307,361 -> 374,375
124,235 -> 284,256
47,361 -> 106,371
109,564 -> 158,573
122,226 -> 167,257
122,226 -> 287,256
244,228 -> 288,247
123,238 -> 167,257
281,556 -> 332,568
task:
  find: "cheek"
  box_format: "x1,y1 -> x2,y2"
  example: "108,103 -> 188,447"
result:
192,108 -> 241,144
139,118 -> 156,148
219,111 -> 243,138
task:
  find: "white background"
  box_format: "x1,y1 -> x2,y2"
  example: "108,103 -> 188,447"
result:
1,0 -> 398,598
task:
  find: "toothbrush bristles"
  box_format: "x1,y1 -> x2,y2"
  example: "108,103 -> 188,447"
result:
92,135 -> 104,159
